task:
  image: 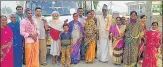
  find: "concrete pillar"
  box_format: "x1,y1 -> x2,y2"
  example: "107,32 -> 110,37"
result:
145,1 -> 152,30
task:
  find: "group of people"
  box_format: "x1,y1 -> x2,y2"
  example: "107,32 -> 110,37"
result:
1,4 -> 162,67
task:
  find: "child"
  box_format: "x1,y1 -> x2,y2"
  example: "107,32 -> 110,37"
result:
60,24 -> 72,67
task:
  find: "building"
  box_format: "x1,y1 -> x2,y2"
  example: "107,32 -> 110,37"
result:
126,1 -> 162,16
125,1 -> 146,16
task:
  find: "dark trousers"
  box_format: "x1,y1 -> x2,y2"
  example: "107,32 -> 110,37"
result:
95,40 -> 97,58
22,38 -> 25,65
80,37 -> 85,60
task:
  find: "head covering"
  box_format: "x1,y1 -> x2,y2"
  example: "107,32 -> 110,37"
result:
102,4 -> 108,11
130,18 -> 137,23
51,11 -> 60,17
130,11 -> 138,23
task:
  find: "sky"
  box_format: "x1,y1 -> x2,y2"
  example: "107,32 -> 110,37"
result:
1,1 -> 133,13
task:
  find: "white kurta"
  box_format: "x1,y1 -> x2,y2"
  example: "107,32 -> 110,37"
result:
78,16 -> 86,25
48,19 -> 64,56
97,15 -> 112,62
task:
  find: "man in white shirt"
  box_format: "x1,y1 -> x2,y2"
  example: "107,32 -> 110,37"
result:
34,7 -> 49,66
77,8 -> 86,60
77,8 -> 86,25
97,4 -> 112,62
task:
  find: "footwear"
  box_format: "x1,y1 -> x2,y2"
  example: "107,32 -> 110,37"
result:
42,63 -> 47,66
62,64 -> 65,67
99,60 -> 108,63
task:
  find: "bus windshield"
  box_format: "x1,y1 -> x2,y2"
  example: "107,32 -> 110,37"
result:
28,1 -> 78,16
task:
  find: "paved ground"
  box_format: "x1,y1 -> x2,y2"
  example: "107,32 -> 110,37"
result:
23,55 -> 121,67
23,45 -> 123,67
40,55 -> 120,67
22,42 -> 162,67
22,50 -> 162,67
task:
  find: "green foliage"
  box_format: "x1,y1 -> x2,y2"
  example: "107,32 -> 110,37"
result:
1,6 -> 13,14
160,3 -> 162,15
152,4 -> 162,15
93,0 -> 99,10
152,5 -> 160,13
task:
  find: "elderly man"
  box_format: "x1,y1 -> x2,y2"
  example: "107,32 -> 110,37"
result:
97,4 -> 112,62
20,8 -> 40,67
8,13 -> 23,67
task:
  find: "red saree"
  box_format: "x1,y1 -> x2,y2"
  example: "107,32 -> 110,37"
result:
1,26 -> 14,67
142,30 -> 162,67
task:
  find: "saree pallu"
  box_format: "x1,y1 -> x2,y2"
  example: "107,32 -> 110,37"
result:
25,42 -> 39,67
110,24 -> 125,64
1,26 -> 14,67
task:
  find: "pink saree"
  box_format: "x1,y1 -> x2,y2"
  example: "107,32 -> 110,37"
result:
142,30 -> 162,67
1,26 -> 14,67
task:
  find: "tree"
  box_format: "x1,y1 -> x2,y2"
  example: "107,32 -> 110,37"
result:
93,0 -> 99,10
1,6 -> 13,14
160,3 -> 162,15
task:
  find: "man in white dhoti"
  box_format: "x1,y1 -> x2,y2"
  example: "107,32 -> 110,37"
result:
48,11 -> 64,64
97,4 -> 112,62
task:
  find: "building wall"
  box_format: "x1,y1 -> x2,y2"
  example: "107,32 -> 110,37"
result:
126,1 -> 162,16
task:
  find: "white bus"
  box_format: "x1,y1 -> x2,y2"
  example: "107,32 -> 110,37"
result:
25,1 -> 94,49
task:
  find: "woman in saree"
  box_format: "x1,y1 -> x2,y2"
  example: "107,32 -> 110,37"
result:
138,15 -> 147,61
110,17 -> 125,65
8,13 -> 23,67
1,15 -> 14,67
69,13 -> 84,64
48,11 -> 64,64
83,11 -> 97,63
122,11 -> 143,67
142,22 -> 162,67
